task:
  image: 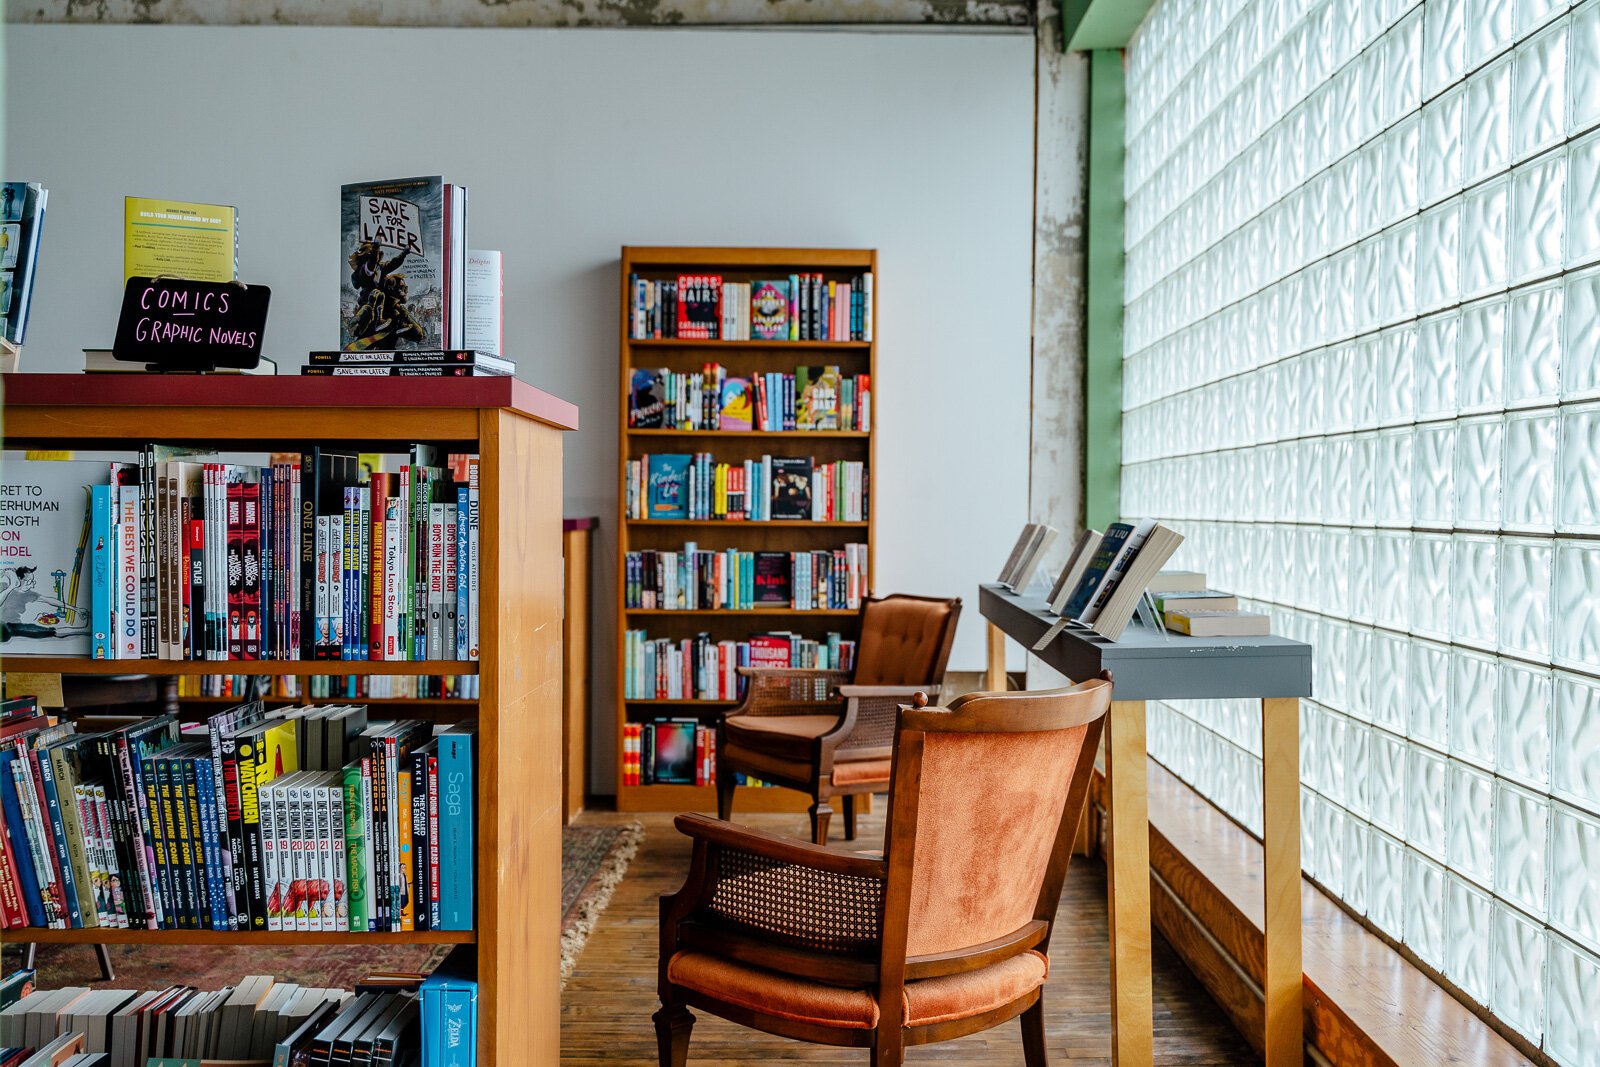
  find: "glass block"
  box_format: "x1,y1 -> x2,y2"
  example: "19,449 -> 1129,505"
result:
1372,631 -> 1410,732
1553,541 -> 1600,671
1374,531 -> 1414,630
1498,537 -> 1554,660
1452,534 -> 1501,650
1421,89 -> 1466,206
1463,58 -> 1514,185
1568,131 -> 1600,270
1344,817 -> 1371,917
1492,903 -> 1547,1045
1545,933 -> 1600,1064
1559,402 -> 1600,532
1553,672 -> 1600,809
1455,415 -> 1505,528
1574,2 -> 1600,134
1458,300 -> 1507,413
1350,528 -> 1378,623
1445,873 -> 1493,1004
1460,178 -> 1511,298
1410,745 -> 1452,866
1447,761 -> 1496,888
1352,432 -> 1379,525
1503,410 -> 1559,532
1410,641 -> 1452,752
1418,200 -> 1462,311
1375,428 -> 1414,527
1507,284 -> 1563,409
1416,312 -> 1460,417
1563,267 -> 1600,397
1549,802 -> 1600,952
1423,0 -> 1468,94
1404,849 -> 1448,967
1494,780 -> 1550,918
1499,659 -> 1554,789
1450,648 -> 1500,768
1513,23 -> 1568,159
1347,720 -> 1374,819
1410,533 -> 1454,638
1468,0 -> 1516,63
1369,828 -> 1407,934
1371,727 -> 1410,835
1511,153 -> 1568,283
1324,436 -> 1354,529
1347,623 -> 1373,722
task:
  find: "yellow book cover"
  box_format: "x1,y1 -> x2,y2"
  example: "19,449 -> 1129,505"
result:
257,716 -> 300,786
123,196 -> 237,283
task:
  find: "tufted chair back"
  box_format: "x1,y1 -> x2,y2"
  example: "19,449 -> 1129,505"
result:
851,595 -> 961,686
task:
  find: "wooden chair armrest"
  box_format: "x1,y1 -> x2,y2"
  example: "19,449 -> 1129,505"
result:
821,685 -> 945,757
835,684 -> 942,700
673,813 -> 887,879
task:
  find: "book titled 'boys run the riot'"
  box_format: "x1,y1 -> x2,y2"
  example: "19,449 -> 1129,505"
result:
340,177 -> 467,353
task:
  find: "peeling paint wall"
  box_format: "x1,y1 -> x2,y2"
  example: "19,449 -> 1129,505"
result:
19,0 -> 1033,27
1023,4 -> 1088,680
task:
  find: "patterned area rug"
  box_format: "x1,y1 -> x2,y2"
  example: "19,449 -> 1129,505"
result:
7,822 -> 644,991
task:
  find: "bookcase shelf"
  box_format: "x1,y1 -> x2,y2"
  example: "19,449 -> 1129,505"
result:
177,695 -> 478,707
616,782 -> 811,814
0,657 -> 479,677
616,248 -> 876,810
3,374 -> 577,1067
20,928 -> 475,947
627,428 -> 870,439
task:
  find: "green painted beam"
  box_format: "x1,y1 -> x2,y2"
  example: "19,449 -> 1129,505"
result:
1084,48 -> 1125,533
1061,0 -> 1156,51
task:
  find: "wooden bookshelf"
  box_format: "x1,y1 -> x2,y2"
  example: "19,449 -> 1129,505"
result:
615,247 -> 876,814
1,374 -> 578,1067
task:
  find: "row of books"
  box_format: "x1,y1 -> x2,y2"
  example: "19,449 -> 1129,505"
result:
0,698 -> 475,933
628,273 -> 873,342
0,950 -> 477,1067
0,445 -> 482,663
620,721 -> 714,786
999,519 -> 1185,642
624,544 -> 869,612
176,674 -> 480,701
628,365 -> 870,433
625,454 -> 868,523
303,349 -> 513,378
623,630 -> 856,702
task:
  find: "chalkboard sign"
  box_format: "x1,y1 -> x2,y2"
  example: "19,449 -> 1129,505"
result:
112,277 -> 270,371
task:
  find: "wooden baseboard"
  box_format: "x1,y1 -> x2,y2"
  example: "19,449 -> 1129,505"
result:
1091,762 -> 1540,1067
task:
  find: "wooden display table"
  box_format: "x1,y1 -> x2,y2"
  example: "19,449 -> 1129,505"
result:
980,583 -> 1310,1067
2,374 -> 579,1067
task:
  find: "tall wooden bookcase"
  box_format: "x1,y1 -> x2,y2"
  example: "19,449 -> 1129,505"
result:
615,247 -> 877,813
1,374 -> 578,1067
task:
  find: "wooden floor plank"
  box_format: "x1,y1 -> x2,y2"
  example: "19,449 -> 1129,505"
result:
561,809 -> 1257,1064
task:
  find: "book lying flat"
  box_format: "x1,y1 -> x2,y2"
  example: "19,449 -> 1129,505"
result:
1146,570 -> 1207,594
1154,590 -> 1238,613
1164,610 -> 1270,637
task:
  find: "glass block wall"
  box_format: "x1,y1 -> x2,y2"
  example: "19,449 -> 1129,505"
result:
1120,0 -> 1600,1059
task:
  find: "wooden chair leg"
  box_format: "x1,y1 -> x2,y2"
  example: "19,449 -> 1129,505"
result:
95,943 -> 115,981
808,799 -> 833,845
716,772 -> 736,822
652,1004 -> 694,1067
842,794 -> 858,841
23,943 -> 35,971
870,1035 -> 904,1066
1021,994 -> 1047,1067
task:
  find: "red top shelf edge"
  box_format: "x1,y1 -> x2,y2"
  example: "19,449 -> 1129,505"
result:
1,374 -> 580,432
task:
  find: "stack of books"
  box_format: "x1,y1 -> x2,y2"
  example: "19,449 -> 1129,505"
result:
303,349 -> 513,377
628,364 -> 870,432
628,272 -> 872,342
623,630 -> 855,701
1147,571 -> 1270,636
0,698 -> 476,934
624,543 -> 868,611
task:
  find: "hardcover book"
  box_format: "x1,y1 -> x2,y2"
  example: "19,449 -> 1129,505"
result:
1,182 -> 46,345
753,552 -> 791,607
1059,522 -> 1133,620
647,455 -> 693,521
0,454 -> 107,656
750,280 -> 790,340
649,721 -> 698,785
769,457 -> 813,521
629,370 -> 666,429
718,378 -> 753,432
340,177 -> 447,352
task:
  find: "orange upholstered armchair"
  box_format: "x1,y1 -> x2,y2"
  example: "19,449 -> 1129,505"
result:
657,677 -> 1112,1066
716,594 -> 961,844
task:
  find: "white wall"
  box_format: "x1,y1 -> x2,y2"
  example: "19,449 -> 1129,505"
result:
7,24 -> 1035,789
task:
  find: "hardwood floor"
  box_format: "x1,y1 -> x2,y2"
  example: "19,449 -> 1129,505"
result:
561,808 -> 1259,1065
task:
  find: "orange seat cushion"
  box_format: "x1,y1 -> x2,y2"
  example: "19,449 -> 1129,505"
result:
727,714 -> 843,740
666,950 -> 1048,1031
831,757 -> 892,787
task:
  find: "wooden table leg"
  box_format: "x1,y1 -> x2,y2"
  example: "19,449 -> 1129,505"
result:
1261,697 -> 1304,1066
986,622 -> 1008,691
1106,699 -> 1152,1067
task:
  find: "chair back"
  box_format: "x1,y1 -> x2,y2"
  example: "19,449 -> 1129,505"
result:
852,594 -> 962,686
878,678 -> 1111,962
